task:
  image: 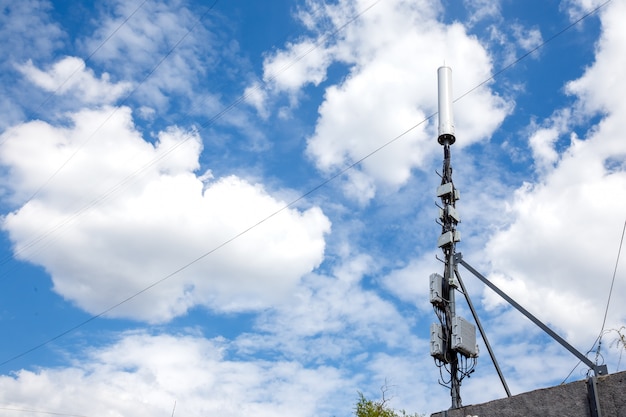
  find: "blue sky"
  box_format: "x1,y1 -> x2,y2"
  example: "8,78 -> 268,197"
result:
0,0 -> 625,416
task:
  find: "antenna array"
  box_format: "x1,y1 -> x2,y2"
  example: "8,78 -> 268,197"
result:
428,66 -> 608,410
430,66 -> 478,409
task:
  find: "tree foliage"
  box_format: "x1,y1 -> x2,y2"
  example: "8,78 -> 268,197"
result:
354,392 -> 423,417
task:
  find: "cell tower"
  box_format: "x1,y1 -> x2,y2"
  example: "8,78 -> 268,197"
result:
428,67 -> 606,410
430,67 -> 478,409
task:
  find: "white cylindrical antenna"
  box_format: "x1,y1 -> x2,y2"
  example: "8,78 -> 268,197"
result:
437,66 -> 456,145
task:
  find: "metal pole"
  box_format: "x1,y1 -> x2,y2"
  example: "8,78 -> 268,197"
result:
435,67 -> 463,408
442,143 -> 461,409
587,376 -> 603,417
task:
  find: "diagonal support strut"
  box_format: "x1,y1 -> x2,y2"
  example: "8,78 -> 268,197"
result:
454,252 -> 608,377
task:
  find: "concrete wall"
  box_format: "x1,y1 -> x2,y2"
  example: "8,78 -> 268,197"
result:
430,370 -> 626,417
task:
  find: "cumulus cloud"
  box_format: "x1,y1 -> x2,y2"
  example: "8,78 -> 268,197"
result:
0,104 -> 330,323
511,23 -> 543,52
381,252 -> 436,313
486,136 -> 626,344
250,0 -> 510,202
527,109 -> 573,173
565,2 -> 626,116
0,251 -> 430,414
484,0 -> 626,345
262,39 -> 333,98
240,253 -> 416,357
379,0 -> 626,389
0,332 -> 351,417
528,127 -> 560,170
79,0 -> 225,114
18,57 -> 132,105
227,251 -> 435,411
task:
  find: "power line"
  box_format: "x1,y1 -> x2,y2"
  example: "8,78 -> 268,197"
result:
0,0 -> 611,368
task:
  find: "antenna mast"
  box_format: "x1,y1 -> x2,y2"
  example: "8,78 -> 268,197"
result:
428,67 -> 605,410
430,67 -> 478,409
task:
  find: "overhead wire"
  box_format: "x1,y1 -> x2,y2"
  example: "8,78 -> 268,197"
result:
0,0 -> 613,368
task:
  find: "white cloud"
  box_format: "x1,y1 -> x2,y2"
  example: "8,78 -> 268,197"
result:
511,23 -> 543,52
381,253 -> 436,313
565,3 -> 626,116
0,105 -> 331,323
79,0 -> 223,113
483,0 -> 626,346
463,0 -> 502,25
18,57 -> 132,105
527,109 -> 573,173
244,81 -> 270,119
365,351 -> 444,412
221,249 -> 441,411
341,170 -> 376,206
485,155 -> 626,345
0,332 -> 352,417
253,0 -> 510,202
0,251 -> 433,415
262,39 -> 333,100
484,21 -> 544,67
0,0 -> 65,128
560,0 -> 609,22
528,127 -> 560,170
240,252 -> 416,357
0,1 -> 64,64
